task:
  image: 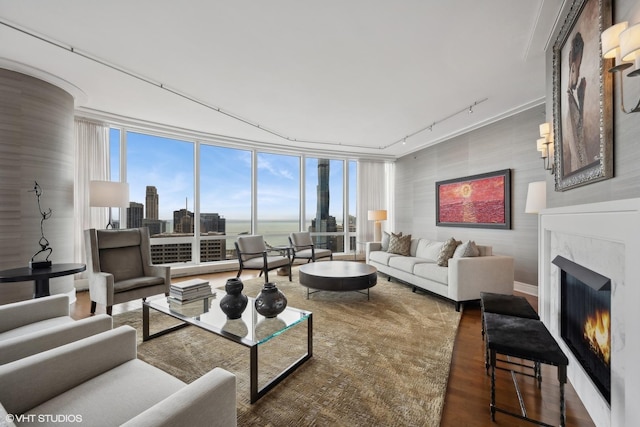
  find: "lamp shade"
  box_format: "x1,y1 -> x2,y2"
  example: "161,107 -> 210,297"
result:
620,23 -> 640,64
601,22 -> 628,59
90,181 -> 130,207
525,181 -> 546,214
539,122 -> 551,137
367,210 -> 387,221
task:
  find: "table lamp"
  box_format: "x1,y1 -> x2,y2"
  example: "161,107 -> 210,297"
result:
368,210 -> 387,242
90,181 -> 130,229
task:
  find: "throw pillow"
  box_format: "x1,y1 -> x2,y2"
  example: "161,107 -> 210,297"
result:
436,237 -> 460,266
388,233 -> 411,256
453,240 -> 480,258
381,231 -> 400,252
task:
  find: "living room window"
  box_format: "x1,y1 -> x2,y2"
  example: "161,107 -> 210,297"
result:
256,152 -> 300,247
106,126 -> 357,267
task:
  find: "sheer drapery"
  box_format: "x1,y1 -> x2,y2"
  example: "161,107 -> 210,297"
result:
74,119 -> 110,286
356,160 -> 391,248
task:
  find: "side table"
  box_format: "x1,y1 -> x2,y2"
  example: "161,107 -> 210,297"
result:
0,263 -> 86,298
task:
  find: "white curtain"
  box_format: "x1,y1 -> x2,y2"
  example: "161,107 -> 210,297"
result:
74,119 -> 110,286
356,160 -> 391,249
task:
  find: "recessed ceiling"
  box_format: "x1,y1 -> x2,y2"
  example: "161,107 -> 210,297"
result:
0,0 -> 560,158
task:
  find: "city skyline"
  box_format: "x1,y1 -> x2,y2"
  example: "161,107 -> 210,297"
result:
110,129 -> 356,223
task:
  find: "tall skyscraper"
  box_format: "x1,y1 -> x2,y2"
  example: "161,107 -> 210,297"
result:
311,159 -> 338,251
127,202 -> 144,228
145,186 -> 159,220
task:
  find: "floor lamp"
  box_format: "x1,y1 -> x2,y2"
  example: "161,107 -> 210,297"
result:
368,210 -> 387,242
90,181 -> 130,229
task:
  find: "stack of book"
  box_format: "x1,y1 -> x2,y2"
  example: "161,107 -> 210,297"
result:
169,278 -> 214,303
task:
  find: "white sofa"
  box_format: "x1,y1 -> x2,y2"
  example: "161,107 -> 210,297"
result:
366,238 -> 514,310
0,326 -> 237,427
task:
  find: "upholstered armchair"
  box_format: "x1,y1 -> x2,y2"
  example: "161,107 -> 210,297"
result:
235,235 -> 291,283
84,227 -> 170,315
0,295 -> 112,365
289,232 -> 333,264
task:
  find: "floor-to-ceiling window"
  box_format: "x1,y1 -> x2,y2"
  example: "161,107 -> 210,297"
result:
107,126 -> 357,267
200,144 -> 252,262
256,152 -> 300,247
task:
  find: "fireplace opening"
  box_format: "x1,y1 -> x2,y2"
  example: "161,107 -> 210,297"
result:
553,256 -> 611,404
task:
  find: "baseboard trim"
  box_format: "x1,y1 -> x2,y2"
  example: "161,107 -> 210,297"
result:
514,281 -> 538,296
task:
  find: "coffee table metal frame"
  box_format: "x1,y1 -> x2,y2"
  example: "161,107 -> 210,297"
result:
143,294 -> 312,403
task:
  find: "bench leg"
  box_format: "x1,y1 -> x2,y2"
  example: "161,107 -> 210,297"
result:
558,364 -> 567,427
490,349 -> 496,421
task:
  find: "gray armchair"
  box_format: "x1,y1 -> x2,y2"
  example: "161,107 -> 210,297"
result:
289,232 -> 333,264
235,235 -> 291,283
84,227 -> 170,315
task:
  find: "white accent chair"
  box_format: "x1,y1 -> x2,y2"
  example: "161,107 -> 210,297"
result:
235,235 -> 291,282
289,232 -> 333,264
0,295 -> 112,365
84,227 -> 170,315
0,326 -> 237,427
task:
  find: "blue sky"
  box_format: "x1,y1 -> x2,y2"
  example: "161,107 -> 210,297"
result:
110,129 -> 356,222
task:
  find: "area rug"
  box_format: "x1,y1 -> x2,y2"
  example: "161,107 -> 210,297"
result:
113,267 -> 461,427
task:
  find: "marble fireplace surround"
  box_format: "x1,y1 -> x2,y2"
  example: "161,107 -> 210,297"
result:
539,198 -> 640,427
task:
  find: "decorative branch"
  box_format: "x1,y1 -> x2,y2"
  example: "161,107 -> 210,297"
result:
29,181 -> 53,264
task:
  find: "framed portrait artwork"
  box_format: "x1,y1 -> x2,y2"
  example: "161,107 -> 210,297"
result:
552,0 -> 613,191
435,169 -> 511,230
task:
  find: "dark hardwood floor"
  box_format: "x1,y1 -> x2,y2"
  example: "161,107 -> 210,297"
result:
71,271 -> 595,427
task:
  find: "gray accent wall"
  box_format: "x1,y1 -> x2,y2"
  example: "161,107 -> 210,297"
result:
394,105 -> 548,287
0,69 -> 75,303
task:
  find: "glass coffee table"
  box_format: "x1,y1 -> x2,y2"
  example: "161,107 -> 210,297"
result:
143,292 -> 312,403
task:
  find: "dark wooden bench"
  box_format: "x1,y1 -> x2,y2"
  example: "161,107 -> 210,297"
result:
484,312 -> 569,427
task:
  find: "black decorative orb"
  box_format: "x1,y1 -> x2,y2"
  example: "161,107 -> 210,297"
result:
255,282 -> 287,318
219,278 -> 248,319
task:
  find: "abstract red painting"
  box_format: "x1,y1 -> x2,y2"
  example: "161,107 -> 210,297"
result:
436,169 -> 511,229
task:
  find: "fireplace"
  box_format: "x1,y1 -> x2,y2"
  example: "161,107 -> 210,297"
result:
553,256 -> 611,404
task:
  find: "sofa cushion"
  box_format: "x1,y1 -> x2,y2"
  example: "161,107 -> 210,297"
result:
369,251 -> 399,266
388,234 -> 411,256
415,239 -> 444,261
0,317 -> 74,342
381,231 -> 398,252
388,256 -> 431,273
413,263 -> 449,285
436,237 -> 460,267
453,240 -> 480,258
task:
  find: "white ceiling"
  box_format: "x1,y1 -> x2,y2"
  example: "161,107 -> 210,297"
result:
0,0 -> 561,159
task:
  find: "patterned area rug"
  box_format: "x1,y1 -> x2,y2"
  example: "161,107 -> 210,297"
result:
114,267 -> 461,427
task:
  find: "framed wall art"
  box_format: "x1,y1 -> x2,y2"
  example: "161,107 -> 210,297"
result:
552,0 -> 613,191
435,169 -> 511,230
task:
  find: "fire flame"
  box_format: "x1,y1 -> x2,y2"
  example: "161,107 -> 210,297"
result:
583,310 -> 610,365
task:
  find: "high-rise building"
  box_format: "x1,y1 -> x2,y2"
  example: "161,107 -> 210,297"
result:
127,202 -> 144,228
173,208 -> 193,233
145,186 -> 159,220
201,213 -> 226,233
310,159 -> 338,252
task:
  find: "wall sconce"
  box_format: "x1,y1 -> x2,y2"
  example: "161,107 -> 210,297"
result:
601,22 -> 640,113
536,122 -> 554,174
